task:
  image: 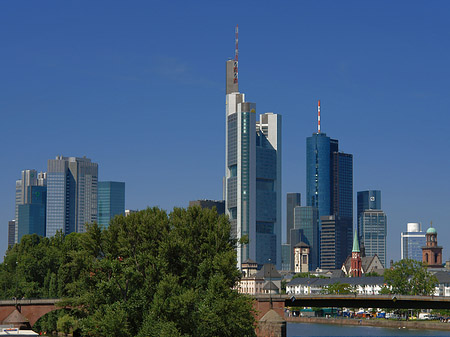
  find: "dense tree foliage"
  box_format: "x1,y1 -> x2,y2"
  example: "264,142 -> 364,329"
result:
383,259 -> 438,296
0,207 -> 256,337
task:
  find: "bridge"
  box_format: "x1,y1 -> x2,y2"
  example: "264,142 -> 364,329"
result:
253,294 -> 450,319
0,299 -> 62,327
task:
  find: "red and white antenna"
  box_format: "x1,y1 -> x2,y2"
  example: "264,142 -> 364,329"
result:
234,25 -> 239,84
317,100 -> 321,133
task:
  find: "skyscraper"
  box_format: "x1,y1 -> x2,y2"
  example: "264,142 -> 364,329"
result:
15,170 -> 47,243
46,156 -> 98,237
401,223 -> 426,261
320,215 -> 349,269
224,28 -> 281,268
286,193 -> 301,244
18,185 -> 47,241
357,190 -> 381,239
98,181 -> 125,228
8,220 -> 15,247
306,101 -> 353,267
359,209 -> 387,267
293,206 -> 319,270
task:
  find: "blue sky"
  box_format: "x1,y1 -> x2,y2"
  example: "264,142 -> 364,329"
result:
1,1 -> 449,264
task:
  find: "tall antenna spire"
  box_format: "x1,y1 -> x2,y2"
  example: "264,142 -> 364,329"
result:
234,24 -> 238,84
317,99 -> 321,133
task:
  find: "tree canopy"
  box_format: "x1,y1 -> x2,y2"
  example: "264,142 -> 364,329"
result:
383,259 -> 438,296
1,206 -> 256,337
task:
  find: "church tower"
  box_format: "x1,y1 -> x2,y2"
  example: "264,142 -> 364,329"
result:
422,223 -> 443,268
351,231 -> 362,277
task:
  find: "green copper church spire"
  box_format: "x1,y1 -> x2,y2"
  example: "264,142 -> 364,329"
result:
352,231 -> 360,253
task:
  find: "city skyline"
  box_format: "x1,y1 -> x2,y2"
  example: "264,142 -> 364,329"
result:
1,1 -> 450,263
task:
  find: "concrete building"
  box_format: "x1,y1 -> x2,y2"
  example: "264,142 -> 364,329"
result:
189,199 -> 225,215
293,242 -> 310,273
14,170 -> 46,243
224,55 -> 281,268
46,156 -> 98,237
98,181 -> 125,228
401,222 -> 426,261
359,209 -> 387,267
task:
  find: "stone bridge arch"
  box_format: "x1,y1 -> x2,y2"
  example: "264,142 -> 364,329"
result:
0,299 -> 62,327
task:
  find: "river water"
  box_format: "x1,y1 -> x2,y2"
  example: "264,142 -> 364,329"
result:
287,322 -> 450,336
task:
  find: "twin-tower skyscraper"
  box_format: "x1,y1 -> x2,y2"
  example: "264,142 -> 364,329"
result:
224,26 -> 282,268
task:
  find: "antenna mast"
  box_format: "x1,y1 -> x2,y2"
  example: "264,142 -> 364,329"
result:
234,25 -> 238,84
317,100 -> 321,133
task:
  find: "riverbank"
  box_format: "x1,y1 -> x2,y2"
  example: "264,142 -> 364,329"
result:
286,316 -> 450,331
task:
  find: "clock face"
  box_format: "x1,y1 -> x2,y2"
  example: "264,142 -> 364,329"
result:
370,196 -> 375,201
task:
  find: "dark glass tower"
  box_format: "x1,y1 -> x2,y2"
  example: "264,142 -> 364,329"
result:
98,181 -> 125,228
357,190 -> 381,240
286,193 -> 301,244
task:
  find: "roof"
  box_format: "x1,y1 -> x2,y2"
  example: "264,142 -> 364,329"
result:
259,309 -> 285,323
288,276 -> 385,287
427,226 -> 437,234
294,241 -> 309,248
254,263 -> 282,279
263,281 -> 279,291
434,271 -> 450,284
352,231 -> 360,252
242,258 -> 258,265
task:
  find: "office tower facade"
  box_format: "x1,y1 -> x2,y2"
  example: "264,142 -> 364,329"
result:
189,199 -> 225,215
293,206 -> 319,270
286,193 -> 301,244
401,222 -> 426,261
357,190 -> 381,239
281,244 -> 291,271
98,181 -> 125,228
359,209 -> 387,267
8,220 -> 15,247
46,156 -> 98,237
306,102 -> 353,267
15,170 -> 47,243
224,51 -> 281,268
320,215 -> 350,269
18,185 -> 47,241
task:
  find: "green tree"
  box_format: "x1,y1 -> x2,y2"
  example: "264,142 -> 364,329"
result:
323,282 -> 352,295
57,314 -> 78,337
383,259 -> 437,295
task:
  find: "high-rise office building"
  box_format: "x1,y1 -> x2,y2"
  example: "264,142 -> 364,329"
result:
357,190 -> 381,239
98,181 -> 125,228
286,193 -> 301,244
224,29 -> 281,268
189,199 -> 225,215
18,185 -> 47,241
293,206 -> 319,270
401,222 -> 426,261
320,215 -> 350,269
46,156 -> 98,237
15,170 -> 47,243
359,209 -> 387,267
306,101 -> 353,267
8,220 -> 15,247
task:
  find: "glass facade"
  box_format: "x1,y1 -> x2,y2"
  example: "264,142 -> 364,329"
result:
8,220 -> 15,247
98,181 -> 125,228
294,206 -> 319,270
46,156 -> 98,237
306,133 -> 331,218
286,193 -> 301,244
360,210 -> 387,267
357,190 -> 381,240
401,232 -> 426,261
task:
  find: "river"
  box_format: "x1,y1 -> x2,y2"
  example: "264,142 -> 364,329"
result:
287,322 -> 450,336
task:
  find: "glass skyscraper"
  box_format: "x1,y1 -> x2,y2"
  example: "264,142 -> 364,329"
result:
98,181 -> 125,228
46,156 -> 98,237
359,209 -> 387,267
286,193 -> 301,244
293,206 -> 319,270
401,222 -> 426,261
18,185 -> 47,241
224,59 -> 282,268
15,170 -> 46,243
357,190 -> 381,240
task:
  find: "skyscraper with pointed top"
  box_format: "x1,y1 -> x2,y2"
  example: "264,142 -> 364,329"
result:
306,100 -> 353,268
224,26 -> 282,268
